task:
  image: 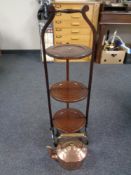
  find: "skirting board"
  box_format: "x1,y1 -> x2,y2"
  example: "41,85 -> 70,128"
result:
1,50 -> 41,54
1,50 -> 54,62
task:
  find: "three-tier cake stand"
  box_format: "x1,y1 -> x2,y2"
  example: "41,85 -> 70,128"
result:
41,4 -> 96,145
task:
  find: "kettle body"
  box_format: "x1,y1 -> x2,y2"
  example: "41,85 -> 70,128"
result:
47,139 -> 87,170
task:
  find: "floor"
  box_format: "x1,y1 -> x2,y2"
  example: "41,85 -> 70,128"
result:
0,53 -> 131,175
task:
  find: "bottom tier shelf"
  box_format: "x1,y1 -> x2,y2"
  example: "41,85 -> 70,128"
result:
53,108 -> 86,133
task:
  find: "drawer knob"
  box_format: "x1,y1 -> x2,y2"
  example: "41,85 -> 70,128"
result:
56,21 -> 62,24
56,42 -> 62,45
55,4 -> 61,8
56,13 -> 61,16
71,22 -> 80,26
71,14 -> 81,18
56,35 -> 62,38
56,28 -> 62,31
71,30 -> 80,33
71,37 -> 79,40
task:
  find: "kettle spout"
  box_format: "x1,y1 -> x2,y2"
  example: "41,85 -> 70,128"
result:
46,146 -> 58,161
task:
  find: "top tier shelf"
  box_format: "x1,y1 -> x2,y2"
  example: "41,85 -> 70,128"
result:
46,44 -> 92,60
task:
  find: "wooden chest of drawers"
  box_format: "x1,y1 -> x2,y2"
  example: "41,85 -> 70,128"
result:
53,2 -> 100,62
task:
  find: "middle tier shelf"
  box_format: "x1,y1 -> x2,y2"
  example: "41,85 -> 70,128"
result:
50,81 -> 88,103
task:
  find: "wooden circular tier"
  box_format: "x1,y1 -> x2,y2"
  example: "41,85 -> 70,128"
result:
53,108 -> 86,133
46,44 -> 92,59
50,81 -> 88,103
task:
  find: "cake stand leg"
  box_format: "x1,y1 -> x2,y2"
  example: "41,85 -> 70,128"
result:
67,103 -> 69,109
66,59 -> 69,109
66,59 -> 69,81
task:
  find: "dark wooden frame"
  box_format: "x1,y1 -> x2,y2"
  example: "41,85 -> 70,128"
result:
41,4 -> 96,145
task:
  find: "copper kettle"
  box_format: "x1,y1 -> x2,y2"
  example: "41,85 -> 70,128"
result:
47,139 -> 87,170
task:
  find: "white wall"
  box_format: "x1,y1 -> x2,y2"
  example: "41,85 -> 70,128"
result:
0,0 -> 131,50
0,0 -> 40,50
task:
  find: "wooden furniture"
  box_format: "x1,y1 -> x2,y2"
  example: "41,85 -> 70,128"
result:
41,4 -> 96,145
96,11 -> 131,63
53,1 -> 100,62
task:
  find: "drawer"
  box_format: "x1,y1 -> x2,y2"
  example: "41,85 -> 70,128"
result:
54,4 -> 93,21
55,13 -> 82,20
54,11 -> 92,21
55,56 -> 91,62
54,34 -> 90,41
55,54 -> 91,62
69,40 -> 90,47
54,35 -> 90,47
54,19 -> 91,28
54,28 -> 91,35
55,41 -> 90,47
54,3 -> 84,9
54,3 -> 93,13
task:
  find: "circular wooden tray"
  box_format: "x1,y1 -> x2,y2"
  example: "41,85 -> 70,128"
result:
50,81 -> 88,103
46,44 -> 92,59
53,108 -> 86,133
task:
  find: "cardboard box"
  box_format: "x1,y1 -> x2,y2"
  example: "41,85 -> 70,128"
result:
100,50 -> 126,64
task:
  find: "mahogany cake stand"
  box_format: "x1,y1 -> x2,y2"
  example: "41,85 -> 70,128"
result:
41,4 -> 96,145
